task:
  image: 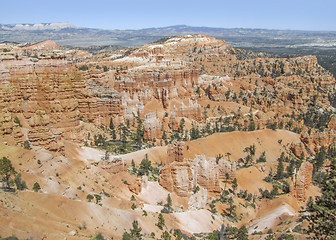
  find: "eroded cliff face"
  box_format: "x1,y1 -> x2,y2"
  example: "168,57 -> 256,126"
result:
92,157 -> 127,174
28,110 -> 63,151
290,161 -> 313,201
190,155 -> 221,194
167,141 -> 185,164
177,99 -> 202,121
143,112 -> 162,141
159,161 -> 193,197
159,141 -> 236,197
2,35 -> 335,151
0,56 -> 123,149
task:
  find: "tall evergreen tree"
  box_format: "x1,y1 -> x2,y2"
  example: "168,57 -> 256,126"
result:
0,157 -> 17,188
276,157 -> 285,180
304,159 -> 336,239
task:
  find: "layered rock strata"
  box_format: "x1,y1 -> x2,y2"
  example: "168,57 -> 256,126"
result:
160,141 -> 236,197
143,112 -> 162,141
290,161 -> 313,201
167,141 -> 185,164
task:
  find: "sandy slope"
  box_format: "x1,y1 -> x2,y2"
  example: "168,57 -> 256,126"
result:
0,129 -> 311,239
183,129 -> 301,161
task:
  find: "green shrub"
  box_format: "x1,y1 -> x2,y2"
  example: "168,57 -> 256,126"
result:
32,182 -> 41,192
23,140 -> 31,150
78,65 -> 88,71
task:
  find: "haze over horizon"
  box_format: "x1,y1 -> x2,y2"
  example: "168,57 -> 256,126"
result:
1,0 -> 335,32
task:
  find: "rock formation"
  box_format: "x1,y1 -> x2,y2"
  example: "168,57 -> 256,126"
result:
300,130 -> 336,154
188,187 -> 207,210
290,142 -> 306,159
160,141 -> 235,196
143,112 -> 162,141
168,109 -> 180,131
128,179 -> 142,195
122,92 -> 144,122
167,141 -> 185,164
0,109 -> 13,135
217,158 -> 237,183
190,155 -> 221,194
159,161 -> 193,197
28,110 -> 63,151
177,99 -> 202,121
290,161 -> 313,201
93,157 -> 127,174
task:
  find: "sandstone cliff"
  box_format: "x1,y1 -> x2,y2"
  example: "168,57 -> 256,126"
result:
290,161 -> 313,201
143,112 -> 162,141
160,141 -> 236,197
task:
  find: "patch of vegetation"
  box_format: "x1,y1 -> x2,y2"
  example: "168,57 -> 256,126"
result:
0,157 -> 17,189
303,159 -> 336,239
122,220 -> 142,240
13,116 -> 22,127
91,233 -> 104,240
156,213 -> 165,230
32,182 -> 41,192
129,154 -> 160,181
78,65 -> 89,71
161,194 -> 173,213
86,194 -> 94,202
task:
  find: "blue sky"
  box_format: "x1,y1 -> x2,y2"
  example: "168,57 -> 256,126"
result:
1,0 -> 335,31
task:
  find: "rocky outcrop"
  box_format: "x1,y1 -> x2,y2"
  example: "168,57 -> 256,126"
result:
160,154 -> 224,197
162,88 -> 169,109
177,99 -> 202,121
12,122 -> 23,143
0,51 -> 22,61
159,161 -> 192,197
188,187 -> 207,210
301,130 -> 336,154
290,161 -> 313,201
217,158 -> 237,183
327,114 -> 336,131
28,110 -> 63,151
0,109 -> 13,135
127,176 -> 148,195
168,109 -> 180,131
160,142 -> 231,197
290,142 -> 306,159
299,161 -> 313,189
190,155 -> 221,194
122,92 -> 144,123
0,56 -> 125,148
167,141 -> 185,164
128,179 -> 142,195
94,157 -> 127,174
143,112 -> 162,141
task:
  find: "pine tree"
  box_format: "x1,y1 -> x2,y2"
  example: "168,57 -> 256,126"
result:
157,213 -> 165,230
32,182 -> 41,192
161,231 -> 171,240
276,157 -> 284,179
232,178 -> 238,193
130,220 -> 142,239
166,194 -> 172,209
313,146 -> 326,174
304,159 -> 336,239
226,197 -> 237,218
0,157 -> 17,188
131,159 -> 136,174
236,226 -> 248,240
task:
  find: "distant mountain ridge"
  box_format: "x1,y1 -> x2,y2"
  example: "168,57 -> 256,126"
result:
1,23 -> 336,45
1,22 -> 75,31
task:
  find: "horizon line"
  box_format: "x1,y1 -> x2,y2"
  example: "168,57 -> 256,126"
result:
1,22 -> 336,33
